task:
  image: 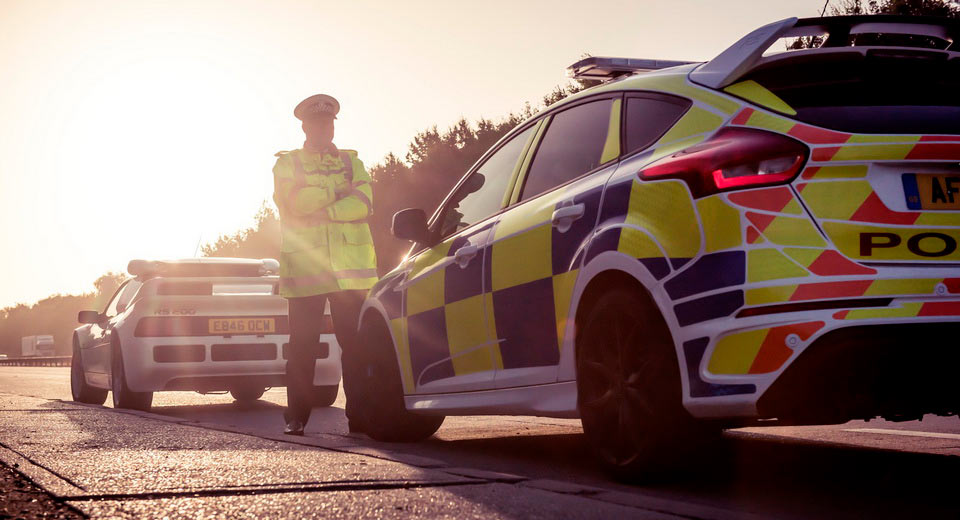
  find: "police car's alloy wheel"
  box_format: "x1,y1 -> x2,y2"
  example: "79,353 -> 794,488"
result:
111,340 -> 153,412
576,286 -> 694,480
358,316 -> 444,442
71,338 -> 107,405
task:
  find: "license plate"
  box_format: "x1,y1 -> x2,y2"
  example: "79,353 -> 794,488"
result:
208,318 -> 276,335
903,173 -> 960,210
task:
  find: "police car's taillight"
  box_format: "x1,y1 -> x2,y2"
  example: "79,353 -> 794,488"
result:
639,127 -> 808,197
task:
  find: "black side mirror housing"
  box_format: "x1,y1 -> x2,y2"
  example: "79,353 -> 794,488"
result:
78,310 -> 101,324
392,208 -> 430,244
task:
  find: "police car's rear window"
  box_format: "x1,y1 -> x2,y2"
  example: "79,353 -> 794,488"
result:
745,51 -> 960,134
623,95 -> 691,156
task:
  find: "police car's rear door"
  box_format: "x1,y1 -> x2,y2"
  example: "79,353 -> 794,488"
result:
401,124 -> 539,394
489,95 -> 622,389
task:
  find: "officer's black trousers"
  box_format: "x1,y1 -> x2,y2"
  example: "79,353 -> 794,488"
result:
284,290 -> 366,427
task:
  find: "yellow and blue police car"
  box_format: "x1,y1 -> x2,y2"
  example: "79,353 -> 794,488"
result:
357,15 -> 960,478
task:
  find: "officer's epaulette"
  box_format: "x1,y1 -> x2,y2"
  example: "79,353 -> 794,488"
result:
340,149 -> 358,156
274,150 -> 293,158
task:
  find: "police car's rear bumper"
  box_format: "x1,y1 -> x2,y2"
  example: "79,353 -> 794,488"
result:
756,322 -> 960,425
687,316 -> 960,424
121,334 -> 341,393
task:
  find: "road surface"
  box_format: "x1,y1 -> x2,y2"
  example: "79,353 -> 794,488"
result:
1,367 -> 957,519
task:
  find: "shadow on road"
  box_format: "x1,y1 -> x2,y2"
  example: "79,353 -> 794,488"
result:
91,398 -> 960,519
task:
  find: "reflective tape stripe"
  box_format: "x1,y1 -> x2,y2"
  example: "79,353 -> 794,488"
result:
282,273 -> 336,288
349,187 -> 372,211
282,268 -> 378,287
287,154 -> 307,210
334,268 -> 378,279
338,151 -> 354,182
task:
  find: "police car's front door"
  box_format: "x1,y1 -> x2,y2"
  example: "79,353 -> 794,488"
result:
401,124 -> 538,393
489,95 -> 622,388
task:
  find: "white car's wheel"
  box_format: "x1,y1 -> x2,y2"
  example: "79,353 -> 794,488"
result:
71,338 -> 107,405
111,340 -> 153,412
230,386 -> 266,402
311,384 -> 339,407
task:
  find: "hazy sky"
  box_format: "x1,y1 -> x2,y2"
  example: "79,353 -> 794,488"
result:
0,0 -> 826,308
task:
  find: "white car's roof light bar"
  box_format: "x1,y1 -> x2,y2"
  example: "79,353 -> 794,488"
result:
567,57 -> 697,81
690,15 -> 960,89
127,258 -> 280,278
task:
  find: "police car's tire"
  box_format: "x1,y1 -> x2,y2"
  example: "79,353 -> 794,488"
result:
358,316 -> 444,442
111,340 -> 153,412
230,386 -> 266,402
311,384 -> 339,407
576,286 -> 700,481
71,338 -> 107,405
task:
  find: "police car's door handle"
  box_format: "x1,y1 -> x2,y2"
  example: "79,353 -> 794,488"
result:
552,203 -> 585,232
453,244 -> 479,268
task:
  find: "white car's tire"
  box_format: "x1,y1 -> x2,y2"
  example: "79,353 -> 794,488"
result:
71,338 -> 107,405
111,340 -> 153,412
230,386 -> 266,402
311,384 -> 339,407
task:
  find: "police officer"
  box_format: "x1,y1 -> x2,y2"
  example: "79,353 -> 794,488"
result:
273,94 -> 378,436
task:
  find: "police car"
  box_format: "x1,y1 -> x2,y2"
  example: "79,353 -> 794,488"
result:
356,15 -> 960,478
71,258 -> 341,411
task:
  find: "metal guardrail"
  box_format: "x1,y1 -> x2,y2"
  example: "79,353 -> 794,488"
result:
0,356 -> 71,367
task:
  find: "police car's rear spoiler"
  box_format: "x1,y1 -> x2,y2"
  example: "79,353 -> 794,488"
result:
567,57 -> 697,81
690,15 -> 960,89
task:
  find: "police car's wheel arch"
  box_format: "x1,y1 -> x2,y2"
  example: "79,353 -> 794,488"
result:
358,310 -> 444,442
71,334 -> 107,405
574,270 -> 681,371
574,272 -> 695,479
110,337 -> 153,411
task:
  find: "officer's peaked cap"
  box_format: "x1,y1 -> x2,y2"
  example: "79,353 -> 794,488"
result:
295,94 -> 340,120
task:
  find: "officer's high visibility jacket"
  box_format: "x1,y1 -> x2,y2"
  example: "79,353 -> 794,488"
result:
272,146 -> 378,298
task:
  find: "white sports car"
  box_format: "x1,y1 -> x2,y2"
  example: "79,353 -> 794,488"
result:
71,258 -> 341,411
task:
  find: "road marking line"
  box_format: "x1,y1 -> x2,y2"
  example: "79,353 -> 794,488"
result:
843,428 -> 960,440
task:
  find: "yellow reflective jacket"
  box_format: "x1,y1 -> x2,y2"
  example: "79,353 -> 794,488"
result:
272,146 -> 378,298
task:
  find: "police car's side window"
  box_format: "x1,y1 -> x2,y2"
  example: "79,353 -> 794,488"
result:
439,125 -> 535,238
623,95 -> 691,156
520,98 -> 615,201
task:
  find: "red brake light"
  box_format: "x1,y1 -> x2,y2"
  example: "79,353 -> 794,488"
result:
639,127 -> 808,197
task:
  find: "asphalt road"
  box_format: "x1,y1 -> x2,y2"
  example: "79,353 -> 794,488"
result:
1,367 -> 958,519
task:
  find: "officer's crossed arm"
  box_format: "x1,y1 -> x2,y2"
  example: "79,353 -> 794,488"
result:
273,155 -> 337,218
326,154 -> 373,222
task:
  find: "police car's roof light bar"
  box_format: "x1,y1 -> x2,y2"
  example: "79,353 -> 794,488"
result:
690,15 -> 960,89
567,57 -> 698,81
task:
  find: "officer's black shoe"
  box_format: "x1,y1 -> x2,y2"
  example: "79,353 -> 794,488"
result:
284,420 -> 305,436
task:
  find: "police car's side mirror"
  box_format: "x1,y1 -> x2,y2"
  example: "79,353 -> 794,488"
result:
392,208 -> 430,244
78,310 -> 101,324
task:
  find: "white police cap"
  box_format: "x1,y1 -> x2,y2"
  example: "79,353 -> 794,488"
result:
294,94 -> 340,120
